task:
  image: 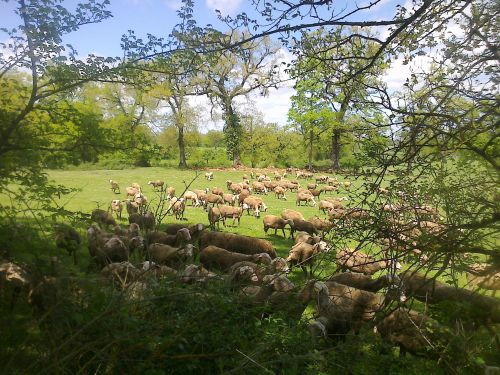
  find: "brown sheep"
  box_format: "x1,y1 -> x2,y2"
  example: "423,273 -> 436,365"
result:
147,180 -> 164,191
237,189 -> 251,205
205,193 -> 224,208
200,231 -> 276,258
91,209 -> 117,228
308,189 -> 322,199
328,272 -> 398,293
146,228 -> 191,247
128,212 -> 155,231
319,199 -> 342,213
219,205 -> 244,227
466,263 -> 500,293
87,226 -> 129,266
125,199 -> 139,216
172,198 -> 186,220
211,187 -> 224,196
335,248 -> 401,276
110,199 -> 123,220
307,183 -> 317,190
294,231 -> 322,245
320,185 -> 337,194
286,241 -> 328,277
166,186 -> 175,199
296,191 -> 316,206
223,193 -> 236,206
109,179 -> 120,194
274,186 -> 287,200
262,215 -> 294,237
290,219 -> 319,239
281,209 -> 305,221
131,182 -> 142,192
183,191 -> 200,207
208,206 -> 224,231
242,196 -> 264,217
125,186 -> 139,199
252,181 -> 268,194
200,245 -> 272,272
147,243 -> 194,268
55,224 -> 81,264
308,216 -> 334,234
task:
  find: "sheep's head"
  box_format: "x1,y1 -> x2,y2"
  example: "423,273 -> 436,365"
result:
313,281 -> 328,295
253,253 -> 272,265
128,223 -> 140,237
238,266 -> 259,283
263,274 -> 295,292
177,228 -> 192,242
271,257 -> 290,273
142,260 -> 156,271
182,244 -> 194,258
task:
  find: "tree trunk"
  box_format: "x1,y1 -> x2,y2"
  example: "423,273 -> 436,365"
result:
308,129 -> 313,171
331,129 -> 341,171
222,101 -> 243,167
178,126 -> 187,168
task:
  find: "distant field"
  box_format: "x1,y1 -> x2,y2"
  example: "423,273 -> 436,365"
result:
46,167 -> 354,259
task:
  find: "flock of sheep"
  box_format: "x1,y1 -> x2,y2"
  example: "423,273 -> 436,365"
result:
2,167 -> 499,363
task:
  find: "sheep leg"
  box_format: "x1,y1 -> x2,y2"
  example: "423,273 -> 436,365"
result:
282,228 -> 286,237
398,345 -> 407,357
301,265 -> 308,278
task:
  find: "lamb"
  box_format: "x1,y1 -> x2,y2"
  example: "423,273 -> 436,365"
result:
205,172 -> 214,181
146,243 -> 194,268
281,209 -> 305,221
200,245 -> 272,272
200,231 -> 276,258
374,308 -> 445,357
128,212 -> 155,231
219,205 -> 244,226
125,199 -> 139,216
91,209 -> 117,228
183,191 -> 200,207
328,272 -> 398,293
262,215 -> 294,237
335,248 -> 401,275
296,191 -> 316,206
110,199 -> 123,219
290,219 -> 319,238
286,241 -> 328,277
147,180 -> 164,191
109,179 -> 120,194
466,263 -> 500,293
274,186 -> 287,200
172,198 -> 186,220
146,228 -> 191,247
166,186 -> 175,200
54,224 -> 81,264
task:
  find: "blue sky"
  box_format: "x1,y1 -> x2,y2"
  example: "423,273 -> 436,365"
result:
1,0 -> 423,128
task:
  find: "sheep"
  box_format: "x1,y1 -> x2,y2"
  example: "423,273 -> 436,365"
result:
328,208 -> 346,221
146,228 -> 191,247
87,226 -> 129,266
164,223 -> 205,249
109,179 -> 120,194
315,175 -> 329,184
320,185 -> 337,194
166,186 -> 175,200
183,191 -> 200,207
307,183 -> 317,190
91,209 -> 117,228
319,199 -> 343,213
242,196 -> 266,217
211,187 -> 224,196
125,186 -> 139,199
205,193 -> 224,208
308,281 -> 387,335
374,308 -> 444,357
131,182 -> 142,192
110,199 -> 123,220
124,199 -> 139,216
133,192 -> 147,207
281,209 -> 305,221
307,216 -> 334,235
180,264 -> 218,284
335,248 -> 401,276
237,189 -> 251,206
294,231 -> 322,245
290,219 -> 319,238
227,262 -> 261,288
54,224 -> 81,264
0,262 -> 32,310
296,191 -> 316,206
252,181 -> 268,194
328,272 -> 399,293
128,212 -> 155,231
286,241 -> 328,277
101,261 -> 141,285
219,205 -> 244,226
223,193 -> 236,206
205,172 -> 214,181
141,261 -> 178,279
274,186 -> 287,200
200,245 -> 272,272
172,198 -> 186,220
147,180 -> 164,191
146,243 -> 194,268
262,215 -> 294,237
208,206 -> 224,231
308,189 -> 322,199
263,180 -> 278,191
200,231 -> 276,258
466,263 -> 500,294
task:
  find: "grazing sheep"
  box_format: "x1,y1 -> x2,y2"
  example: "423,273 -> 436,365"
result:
315,175 -> 329,184
328,208 -> 346,221
223,193 -> 237,206
294,231 -> 322,245
205,172 -> 214,181
183,191 -> 200,207
109,179 -> 120,194
101,262 -> 141,285
0,262 -> 32,310
374,308 -> 444,357
164,223 -> 205,241
319,199 -> 343,213
296,191 -> 316,207
87,226 -> 129,266
328,273 -> 398,293
335,248 -> 401,276
466,263 -> 500,293
274,186 -> 287,200
147,180 -> 164,191
133,192 -> 147,207
242,196 -> 266,217
166,186 -> 175,200
286,241 -> 328,277
128,212 -> 155,231
146,228 -> 191,247
147,243 -> 194,268
290,219 -> 319,238
91,209 -> 117,228
55,224 -> 81,264
110,199 -> 123,220
125,186 -> 139,199
211,187 -> 224,196
281,209 -> 305,221
307,183 -> 317,190
200,245 -> 272,272
237,189 -> 251,206
252,181 -> 268,194
321,185 -> 337,194
172,198 -> 186,220
263,180 -> 278,190
308,216 -> 334,234
308,189 -> 322,199
180,264 -> 218,284
131,182 -> 142,192
219,205 -> 244,226
262,215 -> 294,237
125,199 -> 139,216
205,193 -> 224,208
200,231 -> 276,258
208,206 -> 224,231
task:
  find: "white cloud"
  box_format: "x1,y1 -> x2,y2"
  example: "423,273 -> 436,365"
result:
205,0 -> 242,15
164,0 -> 183,11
